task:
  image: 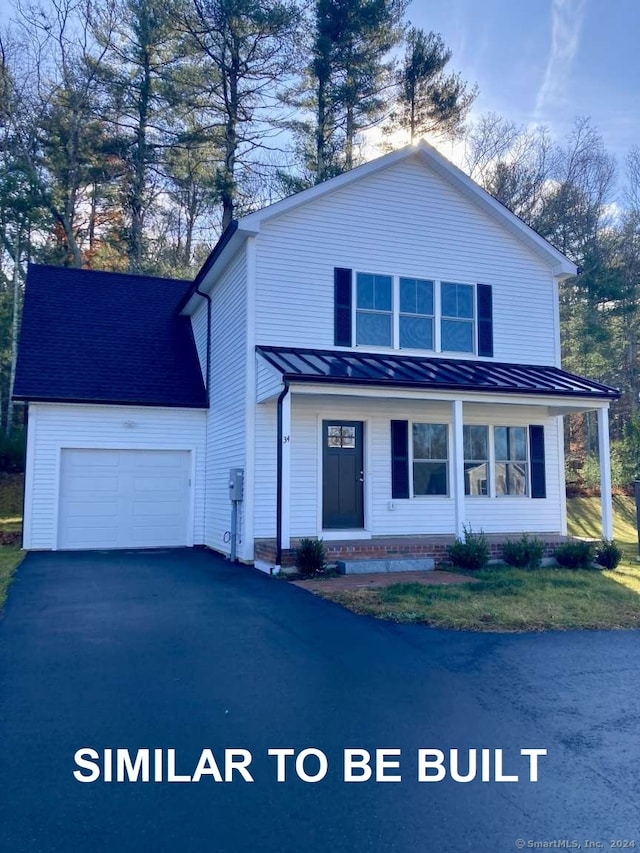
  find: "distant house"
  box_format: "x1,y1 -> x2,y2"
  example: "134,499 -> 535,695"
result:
14,142 -> 619,567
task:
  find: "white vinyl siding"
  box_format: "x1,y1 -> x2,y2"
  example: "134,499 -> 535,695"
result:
204,249 -> 247,554
256,356 -> 283,402
254,157 -> 558,365
24,403 -> 206,550
253,394 -> 562,539
190,299 -> 209,384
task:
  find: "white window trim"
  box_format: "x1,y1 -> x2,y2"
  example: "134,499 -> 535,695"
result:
352,271 -> 476,355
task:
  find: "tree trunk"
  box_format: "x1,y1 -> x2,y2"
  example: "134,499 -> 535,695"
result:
6,234 -> 21,435
130,47 -> 152,272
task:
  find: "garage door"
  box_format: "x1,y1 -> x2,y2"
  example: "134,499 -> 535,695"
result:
58,449 -> 191,549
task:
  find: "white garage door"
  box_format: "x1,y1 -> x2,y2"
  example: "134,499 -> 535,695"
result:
58,449 -> 191,550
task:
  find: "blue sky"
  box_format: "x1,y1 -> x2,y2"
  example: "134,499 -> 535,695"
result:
408,0 -> 639,182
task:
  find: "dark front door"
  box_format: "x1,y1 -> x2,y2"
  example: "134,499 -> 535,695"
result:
322,421 -> 364,529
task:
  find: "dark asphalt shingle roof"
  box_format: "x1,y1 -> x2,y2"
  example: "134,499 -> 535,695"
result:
14,264 -> 207,408
257,345 -> 620,399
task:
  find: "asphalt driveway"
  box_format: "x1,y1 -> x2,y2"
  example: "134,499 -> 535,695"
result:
1,549 -> 639,853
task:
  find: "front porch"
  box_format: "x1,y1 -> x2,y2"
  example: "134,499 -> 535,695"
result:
255,533 -> 571,569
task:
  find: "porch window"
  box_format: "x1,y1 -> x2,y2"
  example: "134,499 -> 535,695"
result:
463,425 -> 489,496
399,277 -> 434,349
441,282 -> 474,353
356,272 -> 393,346
412,423 -> 448,496
495,426 -> 528,496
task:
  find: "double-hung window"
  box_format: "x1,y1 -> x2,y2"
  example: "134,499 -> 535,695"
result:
412,423 -> 448,496
355,273 -> 393,346
399,278 -> 434,349
494,426 -> 528,496
463,425 -> 489,496
441,282 -> 474,353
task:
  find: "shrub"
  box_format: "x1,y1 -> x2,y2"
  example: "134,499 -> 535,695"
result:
502,534 -> 544,569
579,454 -> 601,491
447,526 -> 489,571
0,431 -> 26,474
294,538 -> 326,577
595,539 -> 623,570
553,540 -> 593,570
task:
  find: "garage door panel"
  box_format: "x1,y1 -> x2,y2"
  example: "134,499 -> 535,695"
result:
63,501 -> 120,518
58,449 -> 191,550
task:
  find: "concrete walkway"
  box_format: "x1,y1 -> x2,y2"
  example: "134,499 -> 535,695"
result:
293,569 -> 475,591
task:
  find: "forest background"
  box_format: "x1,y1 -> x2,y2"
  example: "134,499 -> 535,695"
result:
0,0 -> 638,493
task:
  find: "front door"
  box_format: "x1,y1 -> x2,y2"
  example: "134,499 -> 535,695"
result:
322,421 -> 364,529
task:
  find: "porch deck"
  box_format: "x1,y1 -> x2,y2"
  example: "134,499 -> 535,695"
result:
254,534 -> 571,569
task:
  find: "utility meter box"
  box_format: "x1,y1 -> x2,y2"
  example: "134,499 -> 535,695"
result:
229,468 -> 244,501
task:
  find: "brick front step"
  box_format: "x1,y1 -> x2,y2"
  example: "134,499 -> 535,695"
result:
254,535 -> 569,570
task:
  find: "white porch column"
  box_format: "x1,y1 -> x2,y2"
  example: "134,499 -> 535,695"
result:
281,390 -> 292,550
452,399 -> 465,539
597,406 -> 613,540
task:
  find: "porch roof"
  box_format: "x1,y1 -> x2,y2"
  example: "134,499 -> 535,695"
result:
256,346 -> 620,400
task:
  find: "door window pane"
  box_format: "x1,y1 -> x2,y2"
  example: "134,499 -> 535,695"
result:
327,425 -> 357,449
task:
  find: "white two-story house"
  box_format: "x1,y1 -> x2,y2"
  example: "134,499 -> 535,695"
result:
15,142 -> 619,566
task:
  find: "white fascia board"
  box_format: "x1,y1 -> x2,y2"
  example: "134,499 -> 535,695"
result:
288,382 -> 609,411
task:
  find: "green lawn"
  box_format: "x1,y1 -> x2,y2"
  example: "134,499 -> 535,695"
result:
319,497 -> 640,632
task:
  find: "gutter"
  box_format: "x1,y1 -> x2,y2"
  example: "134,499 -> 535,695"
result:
275,381 -> 290,568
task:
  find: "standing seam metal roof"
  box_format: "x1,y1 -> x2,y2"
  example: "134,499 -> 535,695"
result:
256,346 -> 620,399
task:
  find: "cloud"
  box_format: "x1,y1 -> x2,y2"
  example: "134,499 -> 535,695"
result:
535,0 -> 587,116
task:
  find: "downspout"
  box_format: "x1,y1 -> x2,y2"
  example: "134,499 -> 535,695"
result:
194,285 -> 212,550
275,381 -> 290,568
194,285 -> 212,406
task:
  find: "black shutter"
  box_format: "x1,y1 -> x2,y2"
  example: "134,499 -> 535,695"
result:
529,425 -> 546,499
334,268 -> 352,347
477,283 -> 493,357
391,420 -> 410,499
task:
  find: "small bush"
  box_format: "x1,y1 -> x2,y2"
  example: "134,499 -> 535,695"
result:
447,526 -> 489,571
595,539 -> 623,570
294,538 -> 326,577
502,534 -> 545,569
0,431 -> 26,474
554,540 -> 593,570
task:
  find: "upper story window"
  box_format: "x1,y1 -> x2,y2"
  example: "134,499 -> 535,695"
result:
349,271 -> 478,354
400,278 -> 434,349
336,268 -> 493,356
355,273 -> 393,346
441,282 -> 474,353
